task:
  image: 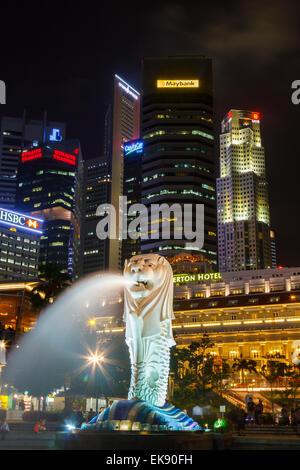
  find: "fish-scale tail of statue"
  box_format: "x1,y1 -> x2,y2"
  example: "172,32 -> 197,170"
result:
128,322 -> 171,407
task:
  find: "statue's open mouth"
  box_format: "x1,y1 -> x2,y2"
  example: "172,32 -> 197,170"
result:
134,280 -> 148,288
128,279 -> 154,292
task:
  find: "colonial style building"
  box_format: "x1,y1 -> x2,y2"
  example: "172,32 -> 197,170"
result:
92,266 -> 300,368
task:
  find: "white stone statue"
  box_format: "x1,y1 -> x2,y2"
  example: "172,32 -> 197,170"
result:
123,254 -> 176,407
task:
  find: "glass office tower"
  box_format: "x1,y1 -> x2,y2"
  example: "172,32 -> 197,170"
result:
141,57 -> 217,267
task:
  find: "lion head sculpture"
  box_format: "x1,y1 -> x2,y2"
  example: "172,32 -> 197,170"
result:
123,254 -> 175,344
124,254 -> 172,299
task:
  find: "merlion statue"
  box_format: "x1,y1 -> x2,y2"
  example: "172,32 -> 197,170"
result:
81,253 -> 200,431
123,254 -> 175,407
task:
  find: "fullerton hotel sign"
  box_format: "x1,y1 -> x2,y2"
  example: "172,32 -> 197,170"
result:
173,272 -> 222,284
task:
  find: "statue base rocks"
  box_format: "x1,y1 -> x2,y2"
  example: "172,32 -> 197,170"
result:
82,399 -> 201,431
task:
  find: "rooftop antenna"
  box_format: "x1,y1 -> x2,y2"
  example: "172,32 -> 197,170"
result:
21,108 -> 26,151
42,110 -> 47,143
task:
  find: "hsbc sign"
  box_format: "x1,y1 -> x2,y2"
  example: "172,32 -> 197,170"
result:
0,209 -> 43,234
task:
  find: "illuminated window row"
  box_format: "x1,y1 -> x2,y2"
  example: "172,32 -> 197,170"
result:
143,129 -> 214,140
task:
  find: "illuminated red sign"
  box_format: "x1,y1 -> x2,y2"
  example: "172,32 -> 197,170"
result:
26,219 -> 39,229
252,112 -> 260,120
53,150 -> 76,165
21,148 -> 42,162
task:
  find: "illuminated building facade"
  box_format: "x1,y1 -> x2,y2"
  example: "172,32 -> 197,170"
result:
80,156 -> 111,276
217,109 -> 274,272
171,267 -> 300,367
0,281 -> 39,337
0,114 -> 66,209
109,75 -> 140,271
141,56 -> 217,265
122,139 -> 143,265
16,140 -> 82,279
0,209 -> 43,280
92,266 -> 300,370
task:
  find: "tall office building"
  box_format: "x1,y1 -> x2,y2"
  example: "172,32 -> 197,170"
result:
122,139 -> 143,266
0,114 -> 66,208
141,57 -> 217,266
16,140 -> 82,279
109,75 -> 140,271
0,208 -> 43,280
80,156 -> 111,276
217,109 -> 274,272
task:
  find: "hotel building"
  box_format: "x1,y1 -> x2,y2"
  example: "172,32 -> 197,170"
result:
91,266 -> 300,369
217,109 -> 274,272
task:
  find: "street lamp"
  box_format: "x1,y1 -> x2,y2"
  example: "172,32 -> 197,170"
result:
87,353 -> 104,365
86,352 -> 105,413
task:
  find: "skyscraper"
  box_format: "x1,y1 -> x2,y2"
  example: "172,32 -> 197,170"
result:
122,139 -> 143,266
0,114 -> 66,209
217,109 -> 274,272
110,75 -> 140,271
0,208 -> 43,280
80,156 -> 111,276
16,140 -> 82,279
141,57 -> 217,266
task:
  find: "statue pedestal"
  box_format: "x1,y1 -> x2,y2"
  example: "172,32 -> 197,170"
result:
82,399 -> 201,432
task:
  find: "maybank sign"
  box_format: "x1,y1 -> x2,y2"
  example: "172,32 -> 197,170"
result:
0,209 -> 43,234
173,272 -> 222,283
157,79 -> 199,88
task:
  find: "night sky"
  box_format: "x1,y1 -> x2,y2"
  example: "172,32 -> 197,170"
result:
1,0 -> 299,266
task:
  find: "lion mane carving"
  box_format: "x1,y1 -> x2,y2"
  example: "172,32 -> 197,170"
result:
123,254 -> 175,407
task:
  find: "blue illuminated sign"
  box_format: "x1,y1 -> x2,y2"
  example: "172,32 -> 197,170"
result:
0,208 -> 43,234
49,128 -> 63,142
124,140 -> 144,156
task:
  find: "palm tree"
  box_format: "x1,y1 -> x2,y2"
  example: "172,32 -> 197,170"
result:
232,358 -> 257,385
30,263 -> 71,312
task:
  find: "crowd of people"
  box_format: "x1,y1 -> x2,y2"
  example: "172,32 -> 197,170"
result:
235,394 -> 300,434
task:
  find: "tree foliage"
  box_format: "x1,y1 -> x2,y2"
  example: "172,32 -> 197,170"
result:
232,358 -> 257,385
170,334 -> 231,409
30,263 -> 71,312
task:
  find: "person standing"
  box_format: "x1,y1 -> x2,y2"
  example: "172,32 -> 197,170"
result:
0,420 -> 9,440
255,399 -> 264,425
87,408 -> 95,422
247,397 -> 255,423
280,405 -> 290,426
237,408 -> 247,435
